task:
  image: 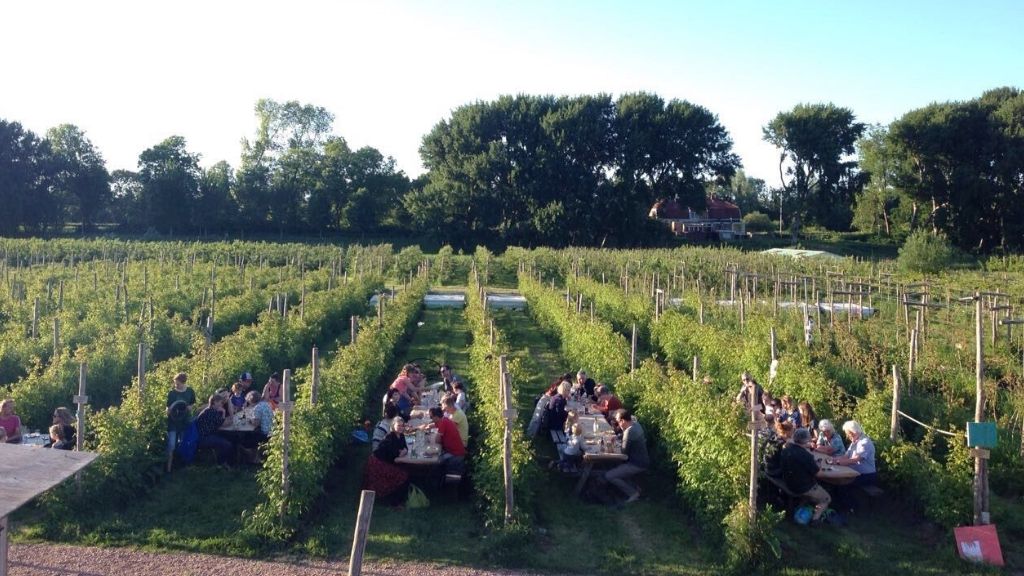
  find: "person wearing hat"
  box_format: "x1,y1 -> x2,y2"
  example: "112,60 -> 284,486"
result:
166,372 -> 196,472
237,371 -> 254,394
734,371 -> 763,413
780,427 -> 830,523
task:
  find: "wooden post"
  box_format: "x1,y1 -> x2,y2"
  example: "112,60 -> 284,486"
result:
347,490 -> 376,576
693,356 -> 700,383
907,329 -> 916,393
377,294 -> 383,327
890,365 -> 900,442
489,319 -> 495,347
53,318 -> 60,356
137,343 -> 146,397
75,363 -> 88,452
630,323 -> 637,373
32,297 -> 39,338
499,356 -> 515,525
351,316 -> 358,344
310,347 -> 320,406
281,369 -> 293,517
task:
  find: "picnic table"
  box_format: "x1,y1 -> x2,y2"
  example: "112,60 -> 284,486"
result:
17,432 -> 50,447
814,453 -> 859,485
393,424 -> 440,466
566,403 -> 628,495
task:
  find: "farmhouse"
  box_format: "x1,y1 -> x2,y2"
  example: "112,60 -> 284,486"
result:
648,196 -> 745,240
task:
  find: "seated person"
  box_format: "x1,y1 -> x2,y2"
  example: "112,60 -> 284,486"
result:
429,406 -> 466,479
229,383 -> 246,411
382,388 -> 401,418
558,422 -> 584,473
262,373 -> 283,409
237,371 -> 255,394
442,395 -> 469,447
606,409 -> 649,503
734,372 -> 764,412
813,419 -> 845,456
780,428 -> 830,523
48,424 -> 74,450
797,401 -> 818,436
576,370 -> 597,400
0,399 -> 22,443
195,395 -> 233,466
440,364 -> 463,393
452,381 -> 470,413
390,369 -> 416,420
245,391 -> 274,444
778,395 -> 800,427
546,381 -> 571,432
834,420 -> 876,484
763,421 -> 794,478
363,418 -> 410,507
373,404 -> 401,450
215,388 -> 236,418
52,406 -> 77,446
593,386 -> 623,419
545,373 -> 574,396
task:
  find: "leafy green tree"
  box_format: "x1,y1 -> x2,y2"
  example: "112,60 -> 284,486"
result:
887,87 -> 1024,251
197,161 -> 237,234
45,124 -> 110,232
106,169 -> 142,228
851,125 -> 912,236
763,103 -> 866,231
0,120 -> 56,234
137,136 -> 201,234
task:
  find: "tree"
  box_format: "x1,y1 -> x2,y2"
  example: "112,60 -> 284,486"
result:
45,124 -> 110,232
197,161 -> 236,233
887,87 -> 1024,251
851,125 -> 912,236
0,120 -> 55,235
137,136 -> 201,234
106,169 -> 143,228
763,103 -> 866,231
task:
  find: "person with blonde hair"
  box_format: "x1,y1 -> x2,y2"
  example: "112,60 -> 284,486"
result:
546,380 -> 571,432
1,399 -> 23,443
49,424 -> 74,450
813,419 -> 845,456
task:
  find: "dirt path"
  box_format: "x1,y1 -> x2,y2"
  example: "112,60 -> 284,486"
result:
9,542 -> 556,576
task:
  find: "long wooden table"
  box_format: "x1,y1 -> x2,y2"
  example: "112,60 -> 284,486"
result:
395,390 -> 444,466
566,402 -> 628,495
814,453 -> 859,485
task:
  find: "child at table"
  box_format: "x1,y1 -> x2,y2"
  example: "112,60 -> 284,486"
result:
559,423 -> 584,473
563,409 -> 579,435
49,424 -> 74,450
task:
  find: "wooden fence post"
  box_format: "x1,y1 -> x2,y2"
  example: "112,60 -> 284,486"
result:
630,323 -> 637,373
499,355 -> 515,525
890,365 -> 900,442
748,406 -> 764,524
347,490 -> 376,576
351,316 -> 358,344
75,363 -> 89,452
32,297 -> 39,338
310,347 -> 320,406
281,369 -> 294,518
692,356 -> 700,383
137,343 -> 146,397
53,318 -> 61,357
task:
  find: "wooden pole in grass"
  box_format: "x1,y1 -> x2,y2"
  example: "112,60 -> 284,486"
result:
32,297 -> 39,338
499,355 -> 515,525
351,316 -> 358,344
890,365 -> 901,442
693,356 -> 699,383
53,318 -> 60,357
75,363 -> 88,452
137,343 -> 146,397
347,490 -> 376,576
748,403 -> 764,524
281,369 -> 293,518
310,347 -> 320,406
630,323 -> 637,373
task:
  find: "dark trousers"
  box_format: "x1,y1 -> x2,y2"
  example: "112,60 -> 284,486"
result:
198,433 -> 234,465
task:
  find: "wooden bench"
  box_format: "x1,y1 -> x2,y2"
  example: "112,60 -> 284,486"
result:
550,429 -> 567,453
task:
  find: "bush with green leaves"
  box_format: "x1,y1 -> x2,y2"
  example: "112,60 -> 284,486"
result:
742,211 -> 773,233
465,272 -> 538,528
897,229 -> 967,274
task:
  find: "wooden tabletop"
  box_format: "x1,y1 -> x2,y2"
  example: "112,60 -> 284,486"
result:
220,414 -> 257,432
0,443 -> 98,518
815,454 -> 859,484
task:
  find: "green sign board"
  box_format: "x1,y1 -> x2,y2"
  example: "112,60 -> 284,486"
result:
966,421 -> 997,449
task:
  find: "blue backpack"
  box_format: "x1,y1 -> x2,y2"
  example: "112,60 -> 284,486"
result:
175,421 -> 200,464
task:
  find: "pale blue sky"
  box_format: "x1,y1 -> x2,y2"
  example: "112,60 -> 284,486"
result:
2,0 -> 1020,186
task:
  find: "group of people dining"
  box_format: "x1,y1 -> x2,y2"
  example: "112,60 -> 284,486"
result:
0,398 -> 77,449
736,371 -> 877,524
539,369 -> 649,505
165,370 -> 279,471
364,362 -> 471,507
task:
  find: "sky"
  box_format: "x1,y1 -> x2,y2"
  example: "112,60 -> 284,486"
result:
2,0 -> 1022,187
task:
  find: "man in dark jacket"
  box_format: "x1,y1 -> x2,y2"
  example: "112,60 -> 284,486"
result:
780,428 -> 831,522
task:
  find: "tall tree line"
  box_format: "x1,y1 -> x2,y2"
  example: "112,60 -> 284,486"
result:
1,88 -> 1022,252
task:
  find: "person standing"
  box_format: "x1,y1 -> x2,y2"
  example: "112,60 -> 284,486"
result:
166,372 -> 196,471
780,428 -> 831,523
734,371 -> 764,412
606,409 -> 649,503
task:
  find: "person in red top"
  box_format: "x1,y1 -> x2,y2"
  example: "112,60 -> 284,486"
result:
594,385 -> 623,422
429,407 -> 465,481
